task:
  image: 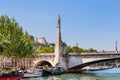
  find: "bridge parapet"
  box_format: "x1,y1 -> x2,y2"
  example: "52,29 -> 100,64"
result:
69,52 -> 120,55
69,53 -> 120,57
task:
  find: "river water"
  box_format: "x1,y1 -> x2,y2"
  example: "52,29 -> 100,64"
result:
21,68 -> 120,80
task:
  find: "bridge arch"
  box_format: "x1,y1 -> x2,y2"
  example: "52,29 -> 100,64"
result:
34,60 -> 52,68
69,57 -> 120,70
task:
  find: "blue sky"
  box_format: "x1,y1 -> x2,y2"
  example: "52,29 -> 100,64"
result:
0,0 -> 120,51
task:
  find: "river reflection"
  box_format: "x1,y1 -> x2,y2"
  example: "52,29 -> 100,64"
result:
21,68 -> 120,80
21,73 -> 120,80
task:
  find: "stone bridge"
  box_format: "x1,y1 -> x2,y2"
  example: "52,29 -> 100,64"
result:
69,53 -> 120,69
32,52 -> 120,70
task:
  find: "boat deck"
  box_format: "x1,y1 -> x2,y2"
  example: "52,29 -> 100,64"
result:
22,73 -> 42,78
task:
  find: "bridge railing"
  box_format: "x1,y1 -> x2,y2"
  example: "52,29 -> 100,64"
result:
69,51 -> 120,55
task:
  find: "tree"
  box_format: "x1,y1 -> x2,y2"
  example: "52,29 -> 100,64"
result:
35,46 -> 55,53
0,33 -> 10,55
72,46 -> 79,53
88,48 -> 97,52
0,15 -> 34,68
66,46 -> 72,53
71,46 -> 85,53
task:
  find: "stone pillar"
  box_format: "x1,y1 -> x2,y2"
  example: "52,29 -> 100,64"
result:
54,15 -> 61,66
54,15 -> 68,71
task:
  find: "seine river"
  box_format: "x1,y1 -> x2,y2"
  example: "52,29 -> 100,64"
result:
21,68 -> 120,80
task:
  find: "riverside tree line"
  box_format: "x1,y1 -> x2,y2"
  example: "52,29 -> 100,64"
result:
35,46 -> 97,53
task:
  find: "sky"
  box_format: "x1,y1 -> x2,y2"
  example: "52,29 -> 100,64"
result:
0,0 -> 120,51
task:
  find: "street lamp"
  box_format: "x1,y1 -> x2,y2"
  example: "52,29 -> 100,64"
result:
115,41 -> 118,53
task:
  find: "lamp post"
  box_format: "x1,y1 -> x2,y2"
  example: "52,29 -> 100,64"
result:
76,43 -> 79,54
115,41 -> 118,53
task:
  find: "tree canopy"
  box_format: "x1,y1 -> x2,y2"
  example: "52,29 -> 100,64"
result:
0,15 -> 34,58
66,46 -> 97,53
35,46 -> 54,53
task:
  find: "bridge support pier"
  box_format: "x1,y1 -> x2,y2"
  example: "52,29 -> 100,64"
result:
54,15 -> 69,71
54,15 -> 83,71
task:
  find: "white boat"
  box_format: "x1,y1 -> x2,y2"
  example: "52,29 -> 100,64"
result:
33,68 -> 43,76
26,68 -> 51,77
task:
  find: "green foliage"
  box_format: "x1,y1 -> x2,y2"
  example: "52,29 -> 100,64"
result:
35,45 -> 97,53
36,46 -> 55,53
72,46 -> 79,52
66,46 -> 72,53
88,48 -> 97,52
0,15 -> 34,58
0,33 -> 10,54
66,46 -> 97,53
